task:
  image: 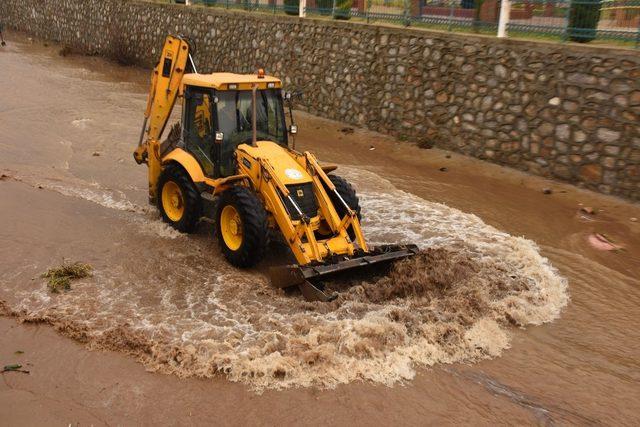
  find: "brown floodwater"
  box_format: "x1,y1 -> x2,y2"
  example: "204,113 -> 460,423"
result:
0,33 -> 639,425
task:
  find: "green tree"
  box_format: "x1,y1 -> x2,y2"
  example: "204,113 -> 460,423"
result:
473,0 -> 486,33
568,0 -> 602,43
334,0 -> 353,19
284,0 -> 299,15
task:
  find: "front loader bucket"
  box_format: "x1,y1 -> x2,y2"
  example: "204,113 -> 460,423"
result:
270,244 -> 419,302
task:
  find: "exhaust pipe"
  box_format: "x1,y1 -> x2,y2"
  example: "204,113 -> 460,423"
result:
251,83 -> 257,147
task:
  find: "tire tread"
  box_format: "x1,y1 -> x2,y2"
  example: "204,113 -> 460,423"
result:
157,164 -> 202,233
216,186 -> 269,268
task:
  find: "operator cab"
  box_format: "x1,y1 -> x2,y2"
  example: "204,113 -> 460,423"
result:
181,71 -> 294,178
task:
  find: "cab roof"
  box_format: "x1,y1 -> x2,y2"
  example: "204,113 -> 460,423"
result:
182,72 -> 282,91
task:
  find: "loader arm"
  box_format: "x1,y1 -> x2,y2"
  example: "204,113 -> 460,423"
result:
253,157 -> 339,264
133,35 -> 192,201
304,152 -> 368,252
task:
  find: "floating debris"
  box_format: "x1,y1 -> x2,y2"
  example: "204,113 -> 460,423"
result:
2,364 -> 30,374
42,261 -> 93,293
339,127 -> 354,135
587,233 -> 623,251
580,206 -> 595,215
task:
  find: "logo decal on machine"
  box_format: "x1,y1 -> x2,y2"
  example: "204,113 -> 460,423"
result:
285,168 -> 303,180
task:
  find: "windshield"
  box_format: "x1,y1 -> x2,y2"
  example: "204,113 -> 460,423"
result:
217,89 -> 286,144
216,89 -> 287,176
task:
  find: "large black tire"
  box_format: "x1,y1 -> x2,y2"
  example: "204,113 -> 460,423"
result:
328,174 -> 361,221
216,186 -> 269,268
157,164 -> 202,233
319,174 -> 361,240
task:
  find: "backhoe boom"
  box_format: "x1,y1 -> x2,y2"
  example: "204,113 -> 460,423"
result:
133,35 -> 191,202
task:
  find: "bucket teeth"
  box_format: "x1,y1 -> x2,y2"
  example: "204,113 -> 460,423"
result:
268,244 -> 418,302
298,281 -> 337,302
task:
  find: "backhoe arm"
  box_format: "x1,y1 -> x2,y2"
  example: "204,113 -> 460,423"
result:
133,35 -> 191,201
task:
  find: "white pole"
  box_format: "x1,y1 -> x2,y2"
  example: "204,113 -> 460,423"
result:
497,0 -> 510,38
186,0 -> 193,5
299,0 -> 307,17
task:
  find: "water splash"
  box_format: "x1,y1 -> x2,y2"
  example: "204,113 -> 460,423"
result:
3,167 -> 568,391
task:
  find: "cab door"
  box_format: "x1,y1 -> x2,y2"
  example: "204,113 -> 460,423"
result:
183,87 -> 218,177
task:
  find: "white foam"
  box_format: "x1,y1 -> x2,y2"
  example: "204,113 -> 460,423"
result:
71,118 -> 92,129
8,165 -> 569,392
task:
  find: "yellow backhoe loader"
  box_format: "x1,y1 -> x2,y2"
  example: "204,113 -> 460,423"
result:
134,35 -> 417,301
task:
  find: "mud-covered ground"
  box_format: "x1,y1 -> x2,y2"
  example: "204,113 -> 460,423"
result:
1,33 -> 639,425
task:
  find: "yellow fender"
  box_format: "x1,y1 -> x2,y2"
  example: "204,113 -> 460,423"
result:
162,148 -> 206,183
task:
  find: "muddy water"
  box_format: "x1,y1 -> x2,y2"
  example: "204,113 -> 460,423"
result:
1,35 -> 639,424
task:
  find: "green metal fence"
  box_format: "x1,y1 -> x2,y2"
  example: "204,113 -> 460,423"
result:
508,0 -> 639,45
160,0 -> 640,48
185,0 -> 294,14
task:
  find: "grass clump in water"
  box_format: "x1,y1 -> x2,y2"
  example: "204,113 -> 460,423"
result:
42,261 -> 92,293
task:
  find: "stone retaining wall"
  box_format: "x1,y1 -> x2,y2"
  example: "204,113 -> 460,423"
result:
2,0 -> 639,200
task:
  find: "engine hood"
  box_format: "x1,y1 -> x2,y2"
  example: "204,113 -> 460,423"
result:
237,141 -> 311,186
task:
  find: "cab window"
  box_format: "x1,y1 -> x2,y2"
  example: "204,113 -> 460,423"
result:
216,89 -> 287,176
184,89 -> 215,177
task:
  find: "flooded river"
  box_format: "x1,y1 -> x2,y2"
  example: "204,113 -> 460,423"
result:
1,35 -> 639,425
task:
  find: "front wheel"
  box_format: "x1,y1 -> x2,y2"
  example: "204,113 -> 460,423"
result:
216,186 -> 269,268
328,174 -> 361,221
157,164 -> 202,233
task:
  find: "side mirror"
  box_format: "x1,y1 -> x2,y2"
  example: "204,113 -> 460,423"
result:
289,125 -> 298,135
215,132 -> 224,143
284,91 -> 303,101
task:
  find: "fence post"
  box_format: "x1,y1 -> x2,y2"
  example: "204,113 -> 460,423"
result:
497,0 -> 510,37
366,0 -> 372,23
332,0 -> 337,17
299,0 -> 307,17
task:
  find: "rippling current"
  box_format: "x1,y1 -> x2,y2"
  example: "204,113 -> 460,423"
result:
2,167 -> 568,392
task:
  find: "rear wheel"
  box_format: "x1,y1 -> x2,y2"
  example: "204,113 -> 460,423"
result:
216,186 -> 269,268
157,165 -> 202,233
